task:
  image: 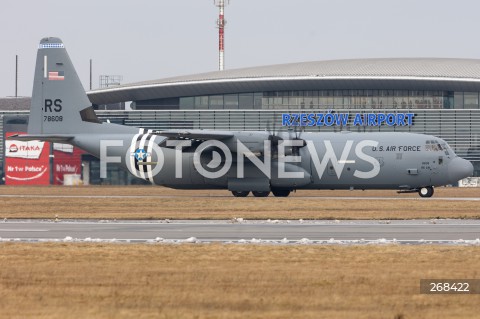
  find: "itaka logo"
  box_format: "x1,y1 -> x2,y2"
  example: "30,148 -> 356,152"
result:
6,140 -> 45,159
15,145 -> 41,152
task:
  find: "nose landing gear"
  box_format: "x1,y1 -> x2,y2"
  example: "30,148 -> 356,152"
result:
397,186 -> 435,197
418,186 -> 434,198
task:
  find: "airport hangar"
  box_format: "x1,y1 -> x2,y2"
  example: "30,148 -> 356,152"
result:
1,57 -> 480,184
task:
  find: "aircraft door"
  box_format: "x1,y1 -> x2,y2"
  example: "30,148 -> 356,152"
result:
429,156 -> 444,185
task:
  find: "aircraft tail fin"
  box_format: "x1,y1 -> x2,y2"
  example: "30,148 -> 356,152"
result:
28,37 -> 100,135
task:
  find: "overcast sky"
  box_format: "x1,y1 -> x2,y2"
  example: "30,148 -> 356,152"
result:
2,0 -> 480,97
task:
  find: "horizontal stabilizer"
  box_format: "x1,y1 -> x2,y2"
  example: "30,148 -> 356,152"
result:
159,129 -> 234,141
8,134 -> 74,143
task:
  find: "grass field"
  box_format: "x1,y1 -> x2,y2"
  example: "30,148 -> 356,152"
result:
1,187 -> 479,318
0,243 -> 479,319
0,186 -> 479,220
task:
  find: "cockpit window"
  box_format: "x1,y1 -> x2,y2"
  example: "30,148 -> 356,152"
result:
425,140 -> 450,155
425,140 -> 440,151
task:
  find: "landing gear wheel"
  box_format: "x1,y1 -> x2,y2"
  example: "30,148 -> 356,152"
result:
272,190 -> 291,197
418,186 -> 434,198
231,191 -> 250,197
252,191 -> 270,197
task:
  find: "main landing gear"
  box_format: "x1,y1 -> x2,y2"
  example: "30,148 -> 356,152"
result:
231,191 -> 249,197
271,189 -> 291,197
230,190 -> 292,197
252,191 -> 270,197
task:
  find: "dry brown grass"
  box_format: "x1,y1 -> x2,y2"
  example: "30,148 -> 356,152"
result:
0,186 -> 479,220
0,243 -> 479,319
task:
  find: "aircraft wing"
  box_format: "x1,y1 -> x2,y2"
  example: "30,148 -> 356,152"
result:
158,129 -> 234,141
158,129 -> 276,154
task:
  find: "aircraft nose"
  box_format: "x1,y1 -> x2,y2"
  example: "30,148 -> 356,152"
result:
448,157 -> 474,183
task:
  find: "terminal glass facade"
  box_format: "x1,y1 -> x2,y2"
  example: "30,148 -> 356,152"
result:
135,90 -> 480,110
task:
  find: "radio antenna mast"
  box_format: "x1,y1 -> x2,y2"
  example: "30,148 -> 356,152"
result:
214,0 -> 229,71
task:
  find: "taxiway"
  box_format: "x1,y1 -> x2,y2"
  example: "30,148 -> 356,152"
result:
1,219 -> 479,244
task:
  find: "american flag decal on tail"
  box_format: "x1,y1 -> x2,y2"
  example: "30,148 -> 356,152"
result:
48,71 -> 64,81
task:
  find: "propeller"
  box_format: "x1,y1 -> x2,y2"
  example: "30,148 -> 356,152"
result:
289,120 -> 307,156
266,115 -> 307,157
266,120 -> 282,157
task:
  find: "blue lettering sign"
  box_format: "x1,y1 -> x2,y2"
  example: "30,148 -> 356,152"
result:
281,112 -> 415,127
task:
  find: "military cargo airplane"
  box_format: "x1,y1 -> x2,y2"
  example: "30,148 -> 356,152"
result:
10,37 -> 474,197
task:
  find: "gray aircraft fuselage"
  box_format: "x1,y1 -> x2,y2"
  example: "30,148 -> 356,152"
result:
72,128 -> 473,197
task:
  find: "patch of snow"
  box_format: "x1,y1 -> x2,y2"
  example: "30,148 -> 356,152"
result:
298,238 -> 312,244
325,238 -> 345,244
465,238 -> 480,245
184,237 -> 198,243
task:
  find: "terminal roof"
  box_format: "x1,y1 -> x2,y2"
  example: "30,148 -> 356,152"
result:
87,58 -> 480,104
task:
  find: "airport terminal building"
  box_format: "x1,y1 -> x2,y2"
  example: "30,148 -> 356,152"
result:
2,58 -> 480,183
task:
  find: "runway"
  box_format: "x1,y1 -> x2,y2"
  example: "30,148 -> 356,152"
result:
1,194 -> 479,201
1,219 -> 480,244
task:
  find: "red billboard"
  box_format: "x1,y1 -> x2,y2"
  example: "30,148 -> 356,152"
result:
4,132 -> 50,185
4,133 -> 84,185
53,143 -> 84,185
